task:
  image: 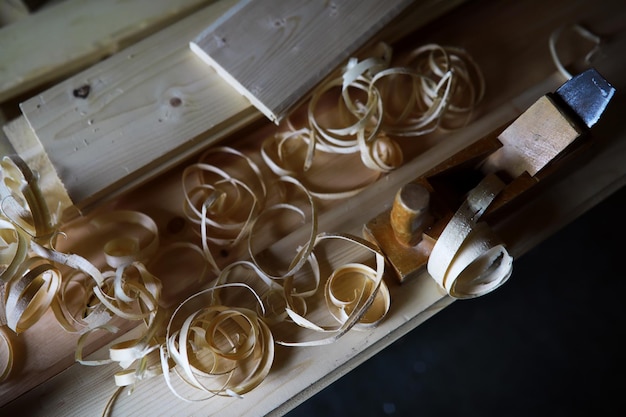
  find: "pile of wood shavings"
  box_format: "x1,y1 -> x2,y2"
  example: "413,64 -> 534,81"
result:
262,42 -> 485,188
0,41 -> 486,412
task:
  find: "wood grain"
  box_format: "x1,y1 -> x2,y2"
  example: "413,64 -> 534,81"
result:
16,0 -> 260,212
0,0 -> 217,103
12,0 -> 462,215
485,95 -> 582,177
190,0 -> 417,123
5,66 -> 626,416
2,0 -> 625,415
2,116 -> 74,218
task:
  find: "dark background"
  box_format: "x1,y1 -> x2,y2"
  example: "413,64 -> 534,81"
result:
286,186 -> 626,416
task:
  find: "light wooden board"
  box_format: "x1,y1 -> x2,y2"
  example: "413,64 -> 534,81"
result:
190,0 -> 416,123
0,0 -> 216,103
15,0 -> 259,212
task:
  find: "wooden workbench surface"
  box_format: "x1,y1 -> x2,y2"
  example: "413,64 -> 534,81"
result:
1,0 -> 625,415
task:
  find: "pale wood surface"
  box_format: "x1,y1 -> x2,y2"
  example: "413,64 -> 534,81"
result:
12,0 -> 461,214
0,1 -> 463,405
1,0 -> 626,416
0,0 -> 216,103
2,116 -> 73,219
191,0 -> 416,123
16,0 -> 258,212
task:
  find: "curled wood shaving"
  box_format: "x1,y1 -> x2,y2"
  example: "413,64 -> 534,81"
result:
52,267 -> 112,334
102,267 -> 278,407
325,262 -> 390,330
0,218 -> 29,288
91,263 -> 161,322
308,59 -> 386,160
0,156 -> 63,338
213,259 -> 306,328
428,175 -> 512,298
161,283 -> 273,400
549,23 -> 602,80
4,256 -> 61,333
30,239 -> 113,334
103,306 -> 166,388
0,325 -> 13,382
374,44 -> 485,134
0,155 -> 55,239
261,126 -> 385,200
281,253 -> 320,322
182,147 -> 267,274
263,42 -> 484,186
278,232 -> 390,347
91,210 -> 160,269
247,176 -> 318,280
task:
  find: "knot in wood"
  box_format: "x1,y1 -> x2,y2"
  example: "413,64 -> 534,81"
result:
72,84 -> 91,99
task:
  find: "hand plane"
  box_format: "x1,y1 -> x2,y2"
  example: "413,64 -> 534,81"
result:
363,68 -> 615,297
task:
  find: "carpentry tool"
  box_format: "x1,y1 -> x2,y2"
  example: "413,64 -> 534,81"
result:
363,68 -> 615,294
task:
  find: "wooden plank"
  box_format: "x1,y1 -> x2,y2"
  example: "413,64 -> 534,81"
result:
0,0 -> 217,103
3,66 -> 625,415
190,0 -> 416,123
13,0 -> 461,214
2,0 -> 625,415
2,116 -> 74,217
9,17 -> 626,406
15,0 -> 260,212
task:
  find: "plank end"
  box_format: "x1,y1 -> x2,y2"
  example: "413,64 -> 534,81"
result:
189,40 -> 278,123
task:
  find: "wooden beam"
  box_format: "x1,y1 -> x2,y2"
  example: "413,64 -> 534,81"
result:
0,0 -> 217,103
190,0 -> 417,123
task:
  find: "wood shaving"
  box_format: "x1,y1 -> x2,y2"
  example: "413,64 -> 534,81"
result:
182,147 -> 267,274
549,23 -> 602,80
427,175 -> 512,298
0,37 -> 490,412
0,326 -> 13,382
277,233 -> 390,347
262,41 -> 485,193
161,284 -> 273,400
